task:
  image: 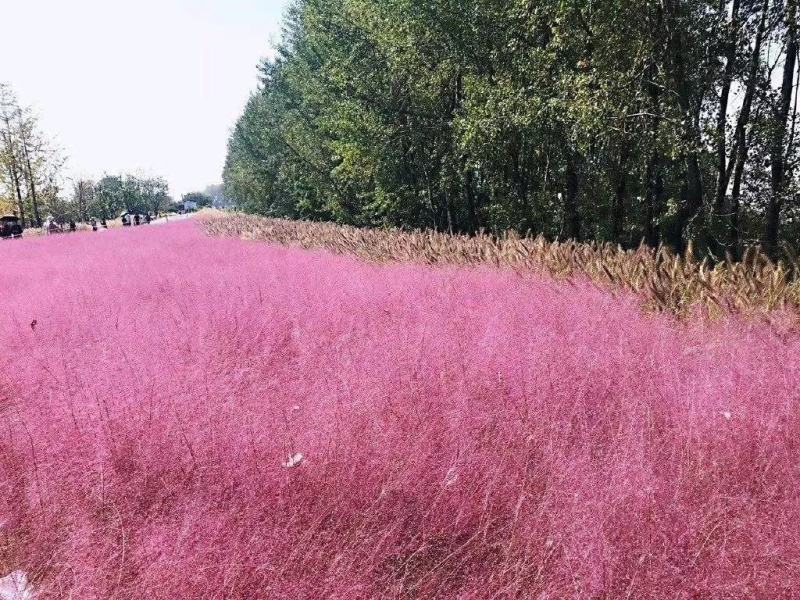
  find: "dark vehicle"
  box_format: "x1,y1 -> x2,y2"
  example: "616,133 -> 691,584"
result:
0,215 -> 23,239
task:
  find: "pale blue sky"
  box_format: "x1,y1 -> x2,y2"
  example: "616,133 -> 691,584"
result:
0,0 -> 290,198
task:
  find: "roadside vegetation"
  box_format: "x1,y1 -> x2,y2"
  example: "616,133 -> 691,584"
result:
0,83 -> 226,229
204,212 -> 800,318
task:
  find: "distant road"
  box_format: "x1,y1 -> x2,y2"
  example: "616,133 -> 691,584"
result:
150,213 -> 194,226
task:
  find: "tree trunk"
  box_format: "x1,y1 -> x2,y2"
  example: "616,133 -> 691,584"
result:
662,0 -> 705,252
642,47 -> 663,247
714,0 -> 742,213
0,111 -> 26,227
611,148 -> 629,242
726,0 -> 769,254
766,0 -> 798,255
644,153 -> 663,246
664,152 -> 704,252
511,133 -> 531,229
564,150 -> 580,240
463,164 -> 480,234
6,163 -> 25,227
19,133 -> 42,227
444,191 -> 454,234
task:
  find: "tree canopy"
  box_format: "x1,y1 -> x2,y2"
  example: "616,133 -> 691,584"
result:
0,83 -> 64,227
92,175 -> 171,219
225,0 -> 800,256
1,83 -> 175,226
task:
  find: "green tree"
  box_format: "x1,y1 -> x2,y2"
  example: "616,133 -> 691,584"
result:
225,0 -> 800,256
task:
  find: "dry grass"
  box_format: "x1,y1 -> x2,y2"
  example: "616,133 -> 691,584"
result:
201,212 -> 800,318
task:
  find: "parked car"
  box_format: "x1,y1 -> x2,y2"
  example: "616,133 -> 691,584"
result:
0,215 -> 23,239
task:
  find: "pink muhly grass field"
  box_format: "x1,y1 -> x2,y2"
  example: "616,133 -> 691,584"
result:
1,223 -> 799,598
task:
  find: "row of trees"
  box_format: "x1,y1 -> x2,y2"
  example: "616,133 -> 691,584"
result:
1,82 -> 178,226
65,175 -> 173,223
225,0 -> 800,256
66,181 -> 229,222
0,83 -> 64,228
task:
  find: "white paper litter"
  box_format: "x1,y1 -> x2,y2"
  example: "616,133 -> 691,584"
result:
443,467 -> 458,487
282,452 -> 304,468
0,571 -> 34,600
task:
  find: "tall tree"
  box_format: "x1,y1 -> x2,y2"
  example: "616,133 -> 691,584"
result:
766,0 -> 799,254
0,83 -> 64,228
0,84 -> 27,226
72,179 -> 95,222
223,0 -> 800,256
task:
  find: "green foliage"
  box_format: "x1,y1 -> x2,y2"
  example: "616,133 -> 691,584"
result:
225,0 -> 800,255
92,174 -> 170,219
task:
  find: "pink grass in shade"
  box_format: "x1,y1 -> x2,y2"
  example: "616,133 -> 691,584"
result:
0,223 -> 799,598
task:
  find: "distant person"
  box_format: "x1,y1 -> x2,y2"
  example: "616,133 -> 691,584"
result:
101,218 -> 108,229
145,213 -> 151,224
133,214 -> 141,226
90,217 -> 97,231
69,220 -> 76,232
45,217 -> 60,235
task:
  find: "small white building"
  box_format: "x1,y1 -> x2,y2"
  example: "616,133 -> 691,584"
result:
183,200 -> 198,212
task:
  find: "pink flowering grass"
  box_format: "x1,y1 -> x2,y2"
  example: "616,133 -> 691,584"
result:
1,223 -> 799,598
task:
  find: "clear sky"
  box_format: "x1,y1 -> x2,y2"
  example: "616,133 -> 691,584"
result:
0,0 -> 290,199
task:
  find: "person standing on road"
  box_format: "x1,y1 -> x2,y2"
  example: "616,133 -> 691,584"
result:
90,217 -> 97,231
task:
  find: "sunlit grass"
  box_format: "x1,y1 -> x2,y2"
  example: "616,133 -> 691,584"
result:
1,221 -> 798,597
